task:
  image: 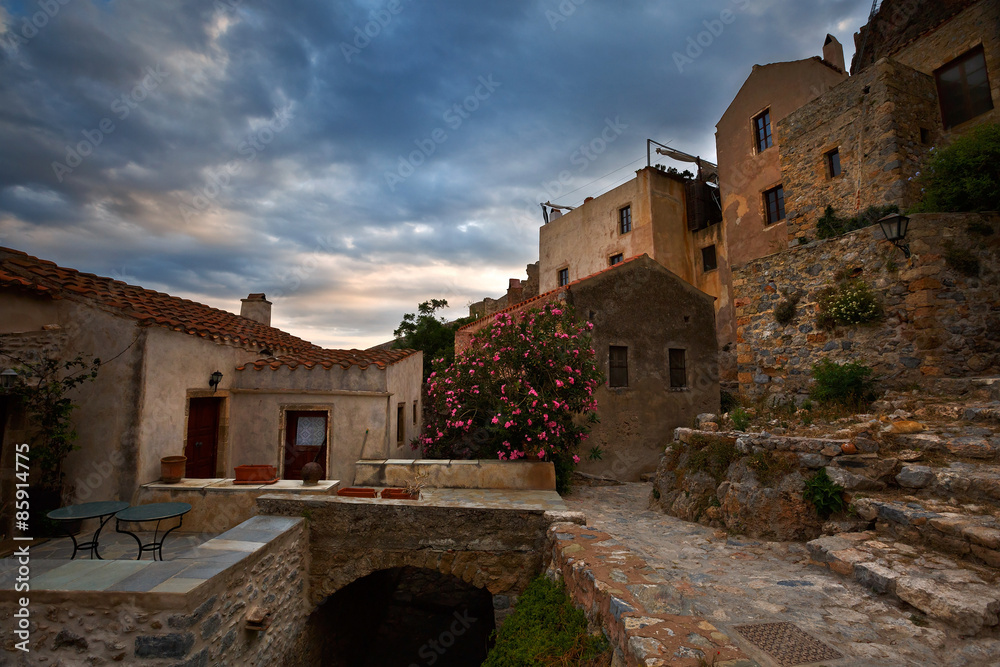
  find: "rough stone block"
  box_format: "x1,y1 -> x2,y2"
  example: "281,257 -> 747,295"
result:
135,633 -> 195,659
970,544 -> 1000,567
854,561 -> 898,594
962,525 -> 1000,550
896,465 -> 934,489
896,577 -> 1000,636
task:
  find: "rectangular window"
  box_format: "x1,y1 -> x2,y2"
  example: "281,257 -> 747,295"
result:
397,403 -> 405,446
763,185 -> 785,225
669,349 -> 686,388
753,109 -> 772,152
935,46 -> 993,129
920,127 -> 931,145
557,268 -> 569,286
619,206 -> 632,234
412,400 -> 418,425
609,346 -> 628,388
609,253 -> 624,266
826,148 -> 841,178
701,245 -> 717,272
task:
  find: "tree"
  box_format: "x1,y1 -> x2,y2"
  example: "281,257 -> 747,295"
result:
912,122 -> 1000,213
392,299 -> 473,377
2,351 -> 101,494
415,303 -> 601,493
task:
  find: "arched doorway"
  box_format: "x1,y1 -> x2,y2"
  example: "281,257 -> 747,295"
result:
303,566 -> 496,666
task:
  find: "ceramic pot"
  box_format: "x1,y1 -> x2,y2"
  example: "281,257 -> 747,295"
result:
160,456 -> 187,483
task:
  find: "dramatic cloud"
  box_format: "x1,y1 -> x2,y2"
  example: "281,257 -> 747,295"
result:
0,0 -> 871,348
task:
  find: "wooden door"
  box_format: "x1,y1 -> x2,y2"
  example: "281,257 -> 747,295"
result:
284,411 -> 327,480
185,398 -> 220,478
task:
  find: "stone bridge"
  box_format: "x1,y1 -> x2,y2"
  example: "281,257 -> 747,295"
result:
256,487 -> 580,606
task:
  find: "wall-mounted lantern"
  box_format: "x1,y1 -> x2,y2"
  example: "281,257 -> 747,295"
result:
878,213 -> 911,258
1,368 -> 19,390
209,371 -> 223,391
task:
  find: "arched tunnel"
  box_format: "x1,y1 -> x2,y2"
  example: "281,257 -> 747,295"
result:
302,566 -> 497,666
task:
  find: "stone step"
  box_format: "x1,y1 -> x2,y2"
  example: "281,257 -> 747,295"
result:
807,530 -> 1000,636
850,497 -> 1000,568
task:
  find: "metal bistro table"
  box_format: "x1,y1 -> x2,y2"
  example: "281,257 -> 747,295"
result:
47,500 -> 130,560
115,502 -> 192,561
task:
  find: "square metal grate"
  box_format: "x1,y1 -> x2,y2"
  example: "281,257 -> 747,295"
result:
733,622 -> 843,666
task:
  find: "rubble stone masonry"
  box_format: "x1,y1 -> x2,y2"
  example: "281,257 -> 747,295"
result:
734,213 -> 1000,398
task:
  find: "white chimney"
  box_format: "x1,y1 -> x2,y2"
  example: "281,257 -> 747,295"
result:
240,293 -> 272,326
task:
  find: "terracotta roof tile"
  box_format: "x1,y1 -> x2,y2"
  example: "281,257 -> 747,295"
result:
0,246 -> 417,371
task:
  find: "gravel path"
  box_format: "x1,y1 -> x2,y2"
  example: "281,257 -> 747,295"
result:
563,483 -> 1000,667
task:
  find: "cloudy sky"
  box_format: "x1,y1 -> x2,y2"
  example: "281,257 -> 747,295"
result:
0,0 -> 871,349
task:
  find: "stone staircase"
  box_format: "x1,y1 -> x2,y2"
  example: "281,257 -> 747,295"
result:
805,383 -> 1000,637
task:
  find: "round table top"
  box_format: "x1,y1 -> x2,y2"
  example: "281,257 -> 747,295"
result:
116,502 -> 192,522
47,500 -> 130,521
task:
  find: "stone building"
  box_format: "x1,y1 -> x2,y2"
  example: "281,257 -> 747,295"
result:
715,38 -> 848,268
0,246 -> 422,510
457,254 -> 719,481
778,0 -> 999,241
535,166 -> 731,350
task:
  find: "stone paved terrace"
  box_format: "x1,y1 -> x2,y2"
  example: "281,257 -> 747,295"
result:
564,483 -> 1000,666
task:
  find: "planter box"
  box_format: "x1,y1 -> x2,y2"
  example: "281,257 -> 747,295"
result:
337,487 -> 377,498
234,465 -> 278,485
380,488 -> 420,500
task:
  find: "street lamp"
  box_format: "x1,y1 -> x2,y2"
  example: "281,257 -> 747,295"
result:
209,371 -> 223,391
1,368 -> 18,389
878,212 -> 911,258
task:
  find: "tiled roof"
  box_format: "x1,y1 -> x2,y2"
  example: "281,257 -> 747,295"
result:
457,254 -> 645,332
0,246 -> 417,370
237,348 -> 418,371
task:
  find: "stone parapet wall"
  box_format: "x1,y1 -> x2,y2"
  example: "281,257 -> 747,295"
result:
734,212 -> 1000,398
353,459 -> 556,490
0,516 -> 308,666
778,58 -> 938,244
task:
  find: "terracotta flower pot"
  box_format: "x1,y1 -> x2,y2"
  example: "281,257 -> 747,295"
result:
160,456 -> 187,483
380,488 -> 419,500
234,465 -> 278,484
337,487 -> 377,498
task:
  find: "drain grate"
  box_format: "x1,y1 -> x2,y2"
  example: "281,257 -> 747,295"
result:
733,622 -> 843,666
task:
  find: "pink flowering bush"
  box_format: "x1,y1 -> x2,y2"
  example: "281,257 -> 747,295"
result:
416,303 -> 601,493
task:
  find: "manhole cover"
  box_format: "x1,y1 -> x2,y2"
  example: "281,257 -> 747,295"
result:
733,622 -> 843,666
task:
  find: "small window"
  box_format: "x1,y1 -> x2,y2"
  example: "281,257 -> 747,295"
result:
701,245 -> 717,272
412,400 -> 418,425
609,346 -> 628,388
609,253 -> 624,266
920,127 -> 931,145
826,148 -> 841,178
669,348 -> 686,388
557,268 -> 569,286
619,206 -> 632,234
763,185 -> 785,225
935,46 -> 993,129
396,403 -> 405,446
753,109 -> 772,152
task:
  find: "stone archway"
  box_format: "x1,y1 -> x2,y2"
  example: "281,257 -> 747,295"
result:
302,566 -> 497,667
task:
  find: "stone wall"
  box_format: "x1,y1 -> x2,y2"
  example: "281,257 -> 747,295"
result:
778,58 -> 939,245
0,516 -> 308,666
734,213 -> 1000,398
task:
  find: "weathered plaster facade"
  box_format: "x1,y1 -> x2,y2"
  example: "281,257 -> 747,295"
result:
716,54 -> 847,269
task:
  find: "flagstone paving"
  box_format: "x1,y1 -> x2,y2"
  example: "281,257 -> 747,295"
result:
564,483 -> 1000,667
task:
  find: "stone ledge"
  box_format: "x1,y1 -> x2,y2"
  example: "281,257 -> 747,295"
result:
353,459 -> 556,490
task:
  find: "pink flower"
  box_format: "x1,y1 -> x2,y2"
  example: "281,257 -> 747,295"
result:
537,449 -> 546,458
492,415 -> 500,424
573,455 -> 580,463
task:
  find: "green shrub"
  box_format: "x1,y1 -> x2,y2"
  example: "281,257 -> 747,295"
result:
816,279 -> 883,329
944,241 -> 981,277
817,204 -> 900,239
731,407 -> 750,432
803,468 -> 845,519
748,451 -> 795,487
483,576 -> 610,667
810,359 -> 878,407
912,122 -> 1000,213
720,389 -> 739,414
686,435 -> 739,483
773,293 -> 800,326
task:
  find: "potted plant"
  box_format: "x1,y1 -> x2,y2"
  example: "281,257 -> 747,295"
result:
233,464 -> 278,484
337,487 -> 377,498
160,455 -> 187,483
